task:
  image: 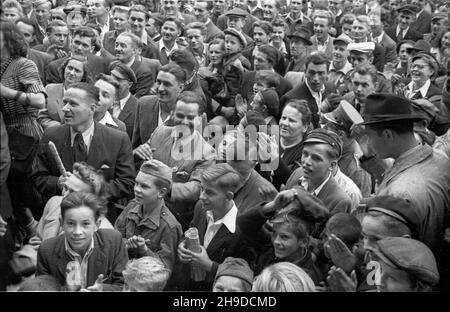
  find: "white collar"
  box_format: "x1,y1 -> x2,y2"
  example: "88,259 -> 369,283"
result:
375,31 -> 384,43
205,201 -> 237,234
305,79 -> 325,96
416,9 -> 424,18
330,61 -> 353,74
141,30 -> 148,44
269,40 -> 287,54
159,40 -> 179,54
119,93 -> 131,110
397,25 -> 409,36
124,56 -> 136,68
407,79 -> 431,98
301,172 -> 332,196
98,111 -> 118,127
70,121 -> 95,149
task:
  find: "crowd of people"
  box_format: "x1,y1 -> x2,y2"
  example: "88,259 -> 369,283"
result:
0,0 -> 449,292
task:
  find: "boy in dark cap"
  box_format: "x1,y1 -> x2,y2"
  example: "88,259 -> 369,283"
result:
115,159 -> 182,273
213,257 -> 254,292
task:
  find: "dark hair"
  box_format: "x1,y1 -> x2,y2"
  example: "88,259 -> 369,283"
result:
285,99 -> 312,125
163,16 -> 184,33
352,63 -> 378,84
60,191 -> 105,221
257,44 -> 279,67
255,70 -> 281,88
434,26 -> 450,50
396,39 -> 415,54
67,82 -> 100,104
0,21 -> 28,57
253,21 -> 273,35
326,213 -> 362,249
340,13 -> 356,25
95,73 -> 120,100
185,21 -> 206,36
305,52 -> 330,69
46,20 -> 68,35
272,18 -> 286,29
160,63 -> 187,85
176,90 -> 205,115
128,4 -> 150,20
368,120 -> 414,135
72,25 -> 97,46
15,17 -> 36,34
169,48 -> 197,76
59,56 -> 90,83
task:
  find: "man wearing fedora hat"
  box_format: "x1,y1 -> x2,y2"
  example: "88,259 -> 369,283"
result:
284,26 -> 313,75
359,93 -> 450,286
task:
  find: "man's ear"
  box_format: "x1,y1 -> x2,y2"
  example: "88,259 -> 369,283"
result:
158,187 -> 168,198
225,191 -> 234,201
95,218 -> 101,229
368,55 -> 374,64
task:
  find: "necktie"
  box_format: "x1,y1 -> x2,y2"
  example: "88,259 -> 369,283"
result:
397,30 -> 403,42
73,133 -> 87,163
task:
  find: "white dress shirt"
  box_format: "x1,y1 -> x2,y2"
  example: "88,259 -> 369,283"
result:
203,201 -> 237,249
70,121 -> 95,152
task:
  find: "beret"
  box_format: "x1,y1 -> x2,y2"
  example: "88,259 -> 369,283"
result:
139,159 -> 172,185
304,128 -> 343,158
224,28 -> 247,49
374,237 -> 439,286
215,257 -> 254,288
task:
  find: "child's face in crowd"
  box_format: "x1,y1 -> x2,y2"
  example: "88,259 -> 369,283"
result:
94,79 -> 116,114
353,0 -> 364,9
62,206 -> 99,255
208,44 -> 225,65
199,180 -> 229,212
361,215 -> 387,251
253,81 -> 268,95
272,222 -> 306,262
225,34 -> 242,54
213,276 -> 246,292
134,172 -> 163,205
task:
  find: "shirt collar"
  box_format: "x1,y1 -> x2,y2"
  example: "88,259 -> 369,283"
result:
64,235 -> 95,258
407,79 -> 431,98
329,61 -> 353,74
159,40 -> 179,54
205,201 -> 238,234
130,201 -> 164,229
300,172 -> 332,196
70,121 -> 95,147
397,25 -> 409,36
98,111 -> 118,128
376,31 -> 384,43
305,79 -> 325,96
125,56 -> 136,68
119,93 -> 131,110
141,30 -> 148,44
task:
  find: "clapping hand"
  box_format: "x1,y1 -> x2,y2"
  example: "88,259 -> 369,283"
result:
327,266 -> 357,292
235,94 -> 247,119
80,274 -> 104,292
324,234 -> 357,274
133,143 -> 154,160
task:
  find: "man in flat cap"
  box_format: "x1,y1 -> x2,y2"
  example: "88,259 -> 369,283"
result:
324,101 -> 372,197
115,159 -> 182,273
223,8 -> 255,51
410,0 -> 432,34
385,4 -> 423,43
359,93 -> 450,289
285,128 -> 353,215
328,34 -> 353,91
424,13 -> 449,44
109,62 -> 140,140
216,5 -> 259,38
285,0 -> 312,35
371,237 -> 439,291
213,257 -> 254,292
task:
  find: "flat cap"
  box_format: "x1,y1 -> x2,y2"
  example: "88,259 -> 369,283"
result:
431,12 -> 447,21
409,40 -> 431,54
304,128 -> 343,158
366,196 -> 421,239
139,159 -> 172,185
109,61 -> 137,84
324,100 -> 363,131
411,52 -> 439,76
333,33 -> 353,46
374,237 -> 439,286
396,4 -> 419,15
215,257 -> 254,288
224,8 -> 248,18
224,27 -> 247,49
411,99 -> 439,125
348,42 -> 375,54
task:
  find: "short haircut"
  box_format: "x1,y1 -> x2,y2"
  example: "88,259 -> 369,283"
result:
2,0 -> 24,13
200,163 -> 241,194
367,121 -> 414,136
169,48 -> 197,76
46,20 -> 68,35
272,18 -> 286,29
33,0 -> 51,9
285,100 -> 312,126
176,90 -> 205,115
111,5 -> 129,15
326,213 -> 362,249
257,44 -> 278,67
163,16 -> 184,33
252,262 -> 316,292
128,4 -> 150,20
271,208 -> 312,239
67,82 -> 100,104
305,52 -> 330,69
194,0 -> 213,11
72,25 -> 97,46
253,21 -> 273,35
95,73 -> 120,100
352,63 -> 378,84
102,0 -> 114,9
117,31 -> 142,49
15,17 -> 36,33
72,162 -> 108,203
59,56 -> 90,83
208,37 -> 225,51
17,275 -> 62,291
355,15 -> 371,30
313,9 -> 334,25
255,70 -> 281,88
340,13 -> 356,25
365,210 -> 412,237
122,256 -> 171,291
60,191 -> 105,221
185,21 -> 206,36
160,63 -> 187,85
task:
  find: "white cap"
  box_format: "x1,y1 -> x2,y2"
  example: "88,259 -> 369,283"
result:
348,42 -> 375,54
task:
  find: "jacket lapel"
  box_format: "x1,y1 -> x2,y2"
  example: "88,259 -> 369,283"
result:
118,95 -> 135,122
87,233 -> 107,286
206,225 -> 231,257
197,207 -> 208,246
87,123 -> 102,165
56,237 -> 70,280
59,125 -> 75,171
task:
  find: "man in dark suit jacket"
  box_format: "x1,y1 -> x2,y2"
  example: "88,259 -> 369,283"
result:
131,95 -> 160,149
280,52 -> 334,128
385,5 -> 423,44
410,0 -> 432,34
175,163 -> 252,291
45,26 -> 110,84
31,83 -> 136,221
192,0 -> 223,43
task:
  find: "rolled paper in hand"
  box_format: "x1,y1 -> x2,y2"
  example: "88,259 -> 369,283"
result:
48,141 -> 68,177
185,227 -> 206,281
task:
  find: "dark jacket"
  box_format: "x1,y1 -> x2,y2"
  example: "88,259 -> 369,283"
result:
131,95 -> 159,149
239,70 -> 293,103
130,56 -> 161,98
31,123 -> 136,203
27,48 -> 53,85
411,10 -> 432,34
0,112 -> 12,219
36,229 -> 128,291
385,26 -> 423,44
117,94 -> 139,140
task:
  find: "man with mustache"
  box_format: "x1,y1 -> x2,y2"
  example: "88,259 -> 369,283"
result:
134,91 -> 216,230
31,82 -> 136,223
